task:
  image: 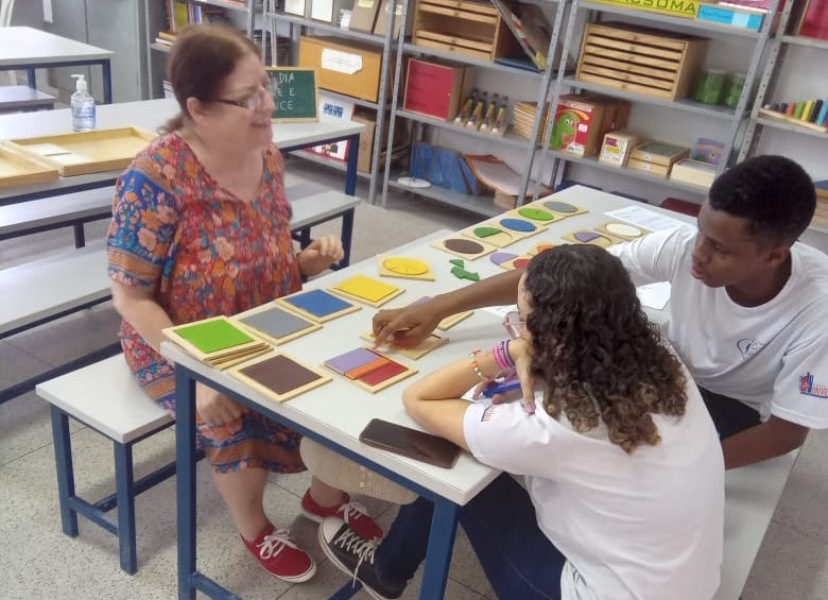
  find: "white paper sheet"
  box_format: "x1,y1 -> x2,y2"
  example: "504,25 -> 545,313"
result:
636,282 -> 671,310
605,206 -> 693,233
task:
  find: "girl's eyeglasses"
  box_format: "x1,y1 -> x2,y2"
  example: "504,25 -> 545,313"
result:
214,82 -> 275,111
503,310 -> 527,339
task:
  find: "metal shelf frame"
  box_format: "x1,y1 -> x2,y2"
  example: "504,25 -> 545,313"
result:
380,0 -> 570,210
263,0 -> 398,203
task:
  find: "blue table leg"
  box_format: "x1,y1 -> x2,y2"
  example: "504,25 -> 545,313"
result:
114,441 -> 138,575
102,60 -> 112,104
175,368 -> 198,600
340,208 -> 354,268
50,407 -> 79,538
27,69 -> 36,89
344,134 -> 359,196
419,499 -> 459,599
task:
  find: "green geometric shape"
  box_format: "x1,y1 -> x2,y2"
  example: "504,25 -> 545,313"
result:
451,266 -> 481,282
473,226 -> 502,238
449,258 -> 465,268
175,319 -> 255,354
517,207 -> 555,222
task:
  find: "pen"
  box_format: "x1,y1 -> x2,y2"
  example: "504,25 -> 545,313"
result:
482,379 -> 522,398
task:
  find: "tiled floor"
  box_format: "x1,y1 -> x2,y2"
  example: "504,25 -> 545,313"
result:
1,164 -> 826,599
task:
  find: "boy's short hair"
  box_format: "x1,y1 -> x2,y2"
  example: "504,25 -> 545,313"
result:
708,155 -> 816,245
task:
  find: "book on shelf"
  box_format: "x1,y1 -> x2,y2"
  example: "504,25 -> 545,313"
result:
796,0 -> 828,40
489,0 -> 558,71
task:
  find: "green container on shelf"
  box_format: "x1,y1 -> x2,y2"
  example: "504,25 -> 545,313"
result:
694,69 -> 728,105
723,73 -> 747,108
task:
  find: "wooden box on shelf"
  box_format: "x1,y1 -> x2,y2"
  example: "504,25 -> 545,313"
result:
412,0 -> 522,62
374,0 -> 414,39
575,22 -> 709,101
403,59 -> 469,121
627,140 -> 689,177
298,36 -> 390,103
351,109 -> 406,173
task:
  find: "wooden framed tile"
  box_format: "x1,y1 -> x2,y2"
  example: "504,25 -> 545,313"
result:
430,235 -> 497,260
162,316 -> 271,369
0,143 -> 59,188
523,197 -> 587,219
527,242 -> 557,256
234,303 -> 321,346
594,221 -> 649,241
323,347 -> 417,393
459,223 -> 523,249
330,275 -> 405,307
378,256 -> 435,281
230,352 -> 332,403
360,330 -> 448,360
507,205 -> 561,224
562,230 -> 623,248
487,216 -> 548,240
276,289 -> 361,323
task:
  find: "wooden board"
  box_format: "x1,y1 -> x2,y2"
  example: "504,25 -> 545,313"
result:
526,197 -> 588,218
276,289 -> 362,323
507,205 -> 562,224
360,330 -> 448,360
162,316 -> 272,370
0,143 -> 59,189
5,127 -> 157,176
233,303 -> 322,346
562,230 -> 623,248
330,275 -> 405,307
460,217 -> 546,248
594,222 -> 650,241
378,256 -> 436,281
430,235 -> 497,260
323,347 -> 417,393
230,352 -> 332,403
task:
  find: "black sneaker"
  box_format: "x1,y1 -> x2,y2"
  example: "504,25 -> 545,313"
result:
319,517 -> 406,600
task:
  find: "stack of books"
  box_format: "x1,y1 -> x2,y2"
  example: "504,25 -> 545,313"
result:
814,180 -> 828,230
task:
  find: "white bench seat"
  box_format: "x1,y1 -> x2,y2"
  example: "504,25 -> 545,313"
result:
0,85 -> 56,112
36,354 -> 175,574
0,187 -> 114,242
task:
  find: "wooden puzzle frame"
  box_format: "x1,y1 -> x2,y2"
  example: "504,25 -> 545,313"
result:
378,256 -> 435,281
507,206 -> 560,224
562,230 -> 623,248
230,352 -> 332,403
162,316 -> 271,369
330,275 -> 405,308
525,197 -> 588,219
234,302 -> 322,346
360,331 -> 448,360
275,289 -> 362,323
594,222 -> 650,241
430,235 -> 497,260
323,347 -> 418,394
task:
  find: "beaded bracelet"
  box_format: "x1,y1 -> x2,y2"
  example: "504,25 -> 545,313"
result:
468,350 -> 490,381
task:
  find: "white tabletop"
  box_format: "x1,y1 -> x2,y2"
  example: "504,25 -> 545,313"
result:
161,187 -> 699,505
0,27 -> 114,66
0,99 -> 365,204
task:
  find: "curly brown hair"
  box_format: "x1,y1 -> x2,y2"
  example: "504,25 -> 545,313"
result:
524,244 -> 688,453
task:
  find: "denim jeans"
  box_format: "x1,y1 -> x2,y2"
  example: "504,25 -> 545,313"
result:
699,387 -> 761,439
376,472 -> 566,600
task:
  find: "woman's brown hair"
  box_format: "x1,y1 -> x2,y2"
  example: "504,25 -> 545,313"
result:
524,245 -> 688,454
161,24 -> 259,133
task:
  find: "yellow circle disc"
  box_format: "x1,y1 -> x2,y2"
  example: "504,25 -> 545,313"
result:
383,257 -> 429,276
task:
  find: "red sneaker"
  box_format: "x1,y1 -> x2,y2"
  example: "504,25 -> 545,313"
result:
241,523 -> 316,583
301,490 -> 384,540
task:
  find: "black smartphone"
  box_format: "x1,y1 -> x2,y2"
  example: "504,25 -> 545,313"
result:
359,418 -> 461,469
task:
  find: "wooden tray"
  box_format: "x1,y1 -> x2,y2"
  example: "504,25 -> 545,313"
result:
5,127 -> 157,176
0,143 -> 59,188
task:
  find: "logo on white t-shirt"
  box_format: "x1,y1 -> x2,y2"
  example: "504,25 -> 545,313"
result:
737,338 -> 766,358
799,373 -> 828,398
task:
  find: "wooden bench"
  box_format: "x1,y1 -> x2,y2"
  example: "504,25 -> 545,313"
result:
0,85 -> 56,112
0,181 -> 359,405
35,354 -> 176,574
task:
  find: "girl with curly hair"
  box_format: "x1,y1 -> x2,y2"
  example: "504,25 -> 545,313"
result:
317,244 -> 725,600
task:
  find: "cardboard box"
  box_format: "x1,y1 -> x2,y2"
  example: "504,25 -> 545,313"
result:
310,0 -> 355,24
599,131 -> 640,167
298,36 -> 389,103
629,141 -> 689,167
350,109 -> 406,173
403,59 -> 468,121
349,0 -> 381,32
669,158 -> 717,188
374,0 -> 413,39
627,157 -> 672,177
549,94 -> 630,158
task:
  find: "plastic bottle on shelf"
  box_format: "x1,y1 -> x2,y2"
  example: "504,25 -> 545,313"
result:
70,74 -> 96,132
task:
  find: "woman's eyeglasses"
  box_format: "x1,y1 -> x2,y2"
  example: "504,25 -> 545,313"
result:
214,82 -> 275,111
503,311 -> 527,339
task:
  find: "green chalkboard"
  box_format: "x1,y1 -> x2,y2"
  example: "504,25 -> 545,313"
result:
267,67 -> 318,123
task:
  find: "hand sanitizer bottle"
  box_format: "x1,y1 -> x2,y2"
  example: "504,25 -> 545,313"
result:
71,74 -> 96,132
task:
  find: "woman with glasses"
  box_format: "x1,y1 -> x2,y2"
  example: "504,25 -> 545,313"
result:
318,245 -> 725,600
106,24 -> 381,583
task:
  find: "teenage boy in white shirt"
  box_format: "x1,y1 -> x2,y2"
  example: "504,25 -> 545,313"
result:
372,155 -> 828,470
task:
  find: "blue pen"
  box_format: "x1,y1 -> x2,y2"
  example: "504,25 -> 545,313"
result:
482,379 -> 522,398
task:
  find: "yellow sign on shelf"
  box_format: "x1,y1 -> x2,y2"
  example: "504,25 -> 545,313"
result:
588,0 -> 699,19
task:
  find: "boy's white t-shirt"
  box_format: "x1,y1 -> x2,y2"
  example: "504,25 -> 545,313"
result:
611,227 -> 828,427
463,376 -> 725,600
